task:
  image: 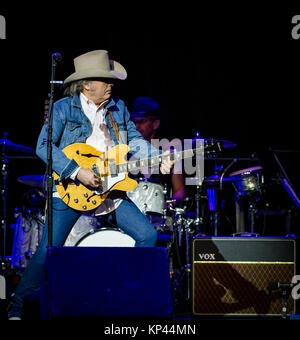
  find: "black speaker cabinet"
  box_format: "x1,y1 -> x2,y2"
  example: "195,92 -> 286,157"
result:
192,237 -> 297,317
40,246 -> 173,319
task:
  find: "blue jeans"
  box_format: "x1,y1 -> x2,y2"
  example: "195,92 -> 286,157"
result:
9,197 -> 157,318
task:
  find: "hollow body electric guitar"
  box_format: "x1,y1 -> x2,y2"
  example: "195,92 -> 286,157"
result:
53,142 -> 217,211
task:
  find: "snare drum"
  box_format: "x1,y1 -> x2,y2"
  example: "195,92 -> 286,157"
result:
75,228 -> 136,247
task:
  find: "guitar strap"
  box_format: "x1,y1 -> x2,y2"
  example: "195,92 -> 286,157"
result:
107,111 -> 120,143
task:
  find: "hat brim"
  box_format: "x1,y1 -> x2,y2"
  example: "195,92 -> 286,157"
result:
64,60 -> 127,84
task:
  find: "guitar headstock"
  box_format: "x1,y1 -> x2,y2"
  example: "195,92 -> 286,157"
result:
204,139 -> 224,156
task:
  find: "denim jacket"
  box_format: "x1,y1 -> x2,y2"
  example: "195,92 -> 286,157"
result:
36,93 -> 160,184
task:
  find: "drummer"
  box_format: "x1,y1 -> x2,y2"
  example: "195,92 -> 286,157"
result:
130,97 -> 185,201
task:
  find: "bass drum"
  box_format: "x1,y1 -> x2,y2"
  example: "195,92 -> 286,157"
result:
64,214 -> 99,247
75,228 -> 136,247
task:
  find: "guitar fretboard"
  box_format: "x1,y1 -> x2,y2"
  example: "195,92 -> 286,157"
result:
117,148 -> 201,174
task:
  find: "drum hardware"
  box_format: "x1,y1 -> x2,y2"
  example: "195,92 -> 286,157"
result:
193,183 -> 204,233
1,136 -> 9,271
205,158 -> 237,236
194,136 -> 205,235
271,148 -> 300,210
203,167 -> 240,236
229,165 -> 263,196
0,136 -> 35,154
204,174 -> 239,183
13,213 -> 44,267
17,175 -> 46,190
218,158 -> 237,187
0,132 -> 35,272
229,166 -> 264,235
10,189 -> 46,269
248,201 -> 258,234
167,202 -> 195,304
185,134 -> 237,236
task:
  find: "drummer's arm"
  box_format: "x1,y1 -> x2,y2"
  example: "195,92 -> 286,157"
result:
171,173 -> 185,201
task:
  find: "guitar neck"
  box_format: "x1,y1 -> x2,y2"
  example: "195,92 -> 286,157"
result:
117,147 -> 202,174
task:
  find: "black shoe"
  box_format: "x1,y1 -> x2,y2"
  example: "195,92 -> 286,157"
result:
7,300 -> 22,320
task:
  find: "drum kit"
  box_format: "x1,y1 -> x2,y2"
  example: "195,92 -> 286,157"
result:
1,132 -> 266,304
0,133 -> 36,271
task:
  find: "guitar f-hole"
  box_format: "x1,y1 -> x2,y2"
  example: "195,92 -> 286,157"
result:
61,192 -> 70,203
86,192 -> 100,206
76,150 -> 99,158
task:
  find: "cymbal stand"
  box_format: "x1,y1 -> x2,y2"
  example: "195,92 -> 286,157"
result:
192,182 -> 208,237
249,201 -> 257,234
0,132 -> 9,271
233,193 -> 260,237
206,184 -> 219,236
194,184 -> 202,228
192,131 -> 205,235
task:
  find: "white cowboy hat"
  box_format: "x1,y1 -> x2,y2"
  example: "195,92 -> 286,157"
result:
64,50 -> 127,84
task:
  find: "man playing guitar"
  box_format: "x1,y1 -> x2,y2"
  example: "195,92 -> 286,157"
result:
8,50 -> 174,320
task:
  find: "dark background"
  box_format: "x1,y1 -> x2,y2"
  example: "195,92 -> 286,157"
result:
1,5 -> 300,254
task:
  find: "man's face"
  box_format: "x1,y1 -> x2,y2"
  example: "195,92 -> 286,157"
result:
132,117 -> 160,141
84,78 -> 114,105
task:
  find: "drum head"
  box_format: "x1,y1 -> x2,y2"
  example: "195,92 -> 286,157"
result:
75,229 -> 136,247
127,181 -> 165,216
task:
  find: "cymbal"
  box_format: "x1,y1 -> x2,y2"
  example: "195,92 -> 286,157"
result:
0,139 -> 35,154
17,175 -> 45,189
204,174 -> 240,182
185,175 -> 239,185
197,138 -> 236,149
154,138 -> 236,151
229,165 -> 263,177
181,138 -> 236,149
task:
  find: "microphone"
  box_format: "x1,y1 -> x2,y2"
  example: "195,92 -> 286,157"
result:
52,52 -> 62,62
268,280 -> 292,291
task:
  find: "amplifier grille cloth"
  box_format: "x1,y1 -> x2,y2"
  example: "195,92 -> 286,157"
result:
193,262 -> 294,315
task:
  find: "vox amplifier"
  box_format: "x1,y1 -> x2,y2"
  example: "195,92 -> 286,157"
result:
192,237 -> 297,317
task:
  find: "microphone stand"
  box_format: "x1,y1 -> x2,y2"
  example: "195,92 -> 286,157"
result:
268,280 -> 291,319
46,53 -> 61,247
0,131 -> 9,271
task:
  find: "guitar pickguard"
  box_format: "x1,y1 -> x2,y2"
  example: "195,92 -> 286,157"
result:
96,173 -> 126,194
